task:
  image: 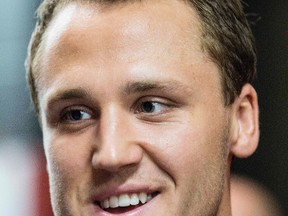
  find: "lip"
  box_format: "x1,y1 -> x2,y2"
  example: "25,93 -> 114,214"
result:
92,184 -> 157,202
90,184 -> 160,216
91,192 -> 159,216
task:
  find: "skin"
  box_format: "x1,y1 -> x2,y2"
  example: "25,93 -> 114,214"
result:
231,175 -> 284,216
36,0 -> 259,215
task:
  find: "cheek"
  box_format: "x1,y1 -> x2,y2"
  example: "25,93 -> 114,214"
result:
146,115 -> 229,181
43,130 -> 93,189
155,127 -> 212,172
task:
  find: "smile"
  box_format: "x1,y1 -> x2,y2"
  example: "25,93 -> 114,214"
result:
93,191 -> 159,215
99,192 -> 153,209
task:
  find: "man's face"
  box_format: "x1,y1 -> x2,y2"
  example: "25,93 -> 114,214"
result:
38,0 -> 234,215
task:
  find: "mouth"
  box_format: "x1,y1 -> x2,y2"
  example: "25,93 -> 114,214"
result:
94,191 -> 159,214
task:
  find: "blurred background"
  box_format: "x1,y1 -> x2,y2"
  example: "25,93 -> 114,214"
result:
0,0 -> 287,215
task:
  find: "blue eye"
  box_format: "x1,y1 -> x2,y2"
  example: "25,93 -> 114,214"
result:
65,110 -> 92,121
140,101 -> 164,114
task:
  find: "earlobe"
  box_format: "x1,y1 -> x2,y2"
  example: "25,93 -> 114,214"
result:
230,84 -> 260,158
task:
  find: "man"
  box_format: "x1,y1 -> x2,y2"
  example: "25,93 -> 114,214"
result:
25,0 -> 259,215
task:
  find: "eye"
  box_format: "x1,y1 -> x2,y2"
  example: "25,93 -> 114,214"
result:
140,101 -> 164,114
134,97 -> 177,122
135,97 -> 175,117
62,109 -> 92,122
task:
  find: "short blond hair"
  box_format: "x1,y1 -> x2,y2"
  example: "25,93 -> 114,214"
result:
26,0 -> 256,114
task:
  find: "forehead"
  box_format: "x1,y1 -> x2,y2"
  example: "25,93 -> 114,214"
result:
41,0 -> 204,66
37,0 -> 218,100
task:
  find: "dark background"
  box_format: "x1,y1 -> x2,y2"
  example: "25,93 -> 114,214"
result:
232,0 -> 288,214
0,0 -> 287,214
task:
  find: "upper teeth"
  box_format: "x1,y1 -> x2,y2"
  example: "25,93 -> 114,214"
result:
100,192 -> 152,209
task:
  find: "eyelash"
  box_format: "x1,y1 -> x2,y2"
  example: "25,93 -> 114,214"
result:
60,106 -> 95,123
134,98 -> 173,115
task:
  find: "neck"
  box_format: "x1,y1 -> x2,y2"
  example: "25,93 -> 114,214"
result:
217,156 -> 233,216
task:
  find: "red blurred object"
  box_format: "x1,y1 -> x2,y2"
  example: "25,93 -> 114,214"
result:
35,149 -> 53,216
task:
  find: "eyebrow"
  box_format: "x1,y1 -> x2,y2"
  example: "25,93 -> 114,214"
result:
46,80 -> 193,107
123,80 -> 193,95
46,88 -> 90,108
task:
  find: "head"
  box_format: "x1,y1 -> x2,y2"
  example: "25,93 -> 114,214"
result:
26,0 -> 259,215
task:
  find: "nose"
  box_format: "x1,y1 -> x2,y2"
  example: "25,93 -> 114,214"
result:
92,106 -> 143,172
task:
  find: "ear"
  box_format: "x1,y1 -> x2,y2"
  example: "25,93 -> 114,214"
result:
229,84 -> 260,158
